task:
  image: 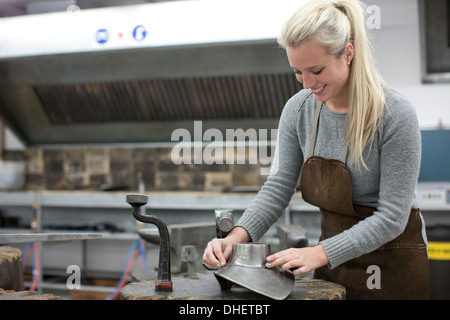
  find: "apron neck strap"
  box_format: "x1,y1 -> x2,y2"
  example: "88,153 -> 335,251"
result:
308,99 -> 348,163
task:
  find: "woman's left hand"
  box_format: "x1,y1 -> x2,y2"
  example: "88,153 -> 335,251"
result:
265,245 -> 330,276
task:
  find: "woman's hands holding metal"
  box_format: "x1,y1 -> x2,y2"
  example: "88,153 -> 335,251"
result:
265,245 -> 330,276
202,238 -> 233,269
202,226 -> 251,270
202,227 -> 330,275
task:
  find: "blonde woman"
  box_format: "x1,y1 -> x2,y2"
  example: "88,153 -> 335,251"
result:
203,0 -> 428,299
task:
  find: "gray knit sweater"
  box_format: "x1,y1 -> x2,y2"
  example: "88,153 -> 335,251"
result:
235,88 -> 422,269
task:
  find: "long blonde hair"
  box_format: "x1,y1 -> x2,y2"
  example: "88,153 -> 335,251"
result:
278,0 -> 386,169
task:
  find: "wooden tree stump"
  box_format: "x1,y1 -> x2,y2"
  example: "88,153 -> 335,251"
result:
0,246 -> 24,291
120,272 -> 345,300
0,288 -> 61,300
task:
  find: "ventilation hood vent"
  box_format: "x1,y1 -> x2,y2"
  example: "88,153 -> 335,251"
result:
0,0 -> 304,145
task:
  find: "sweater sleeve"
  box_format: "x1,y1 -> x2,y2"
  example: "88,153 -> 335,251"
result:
235,93 -> 305,242
320,90 -> 422,268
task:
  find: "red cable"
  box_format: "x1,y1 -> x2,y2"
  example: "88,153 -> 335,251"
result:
108,249 -> 139,300
29,242 -> 40,291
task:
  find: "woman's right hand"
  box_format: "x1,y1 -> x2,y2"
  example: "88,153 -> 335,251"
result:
202,226 -> 251,269
202,238 -> 234,269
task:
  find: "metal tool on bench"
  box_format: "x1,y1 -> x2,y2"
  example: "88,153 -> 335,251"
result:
212,209 -> 295,300
214,242 -> 295,300
126,193 -> 172,292
119,205 -> 345,300
215,209 -> 234,238
138,222 -> 216,275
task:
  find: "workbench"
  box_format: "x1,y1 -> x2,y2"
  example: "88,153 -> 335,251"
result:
119,272 -> 345,300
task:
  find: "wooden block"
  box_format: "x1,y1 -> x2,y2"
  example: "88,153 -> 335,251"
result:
0,288 -> 61,300
119,272 -> 345,300
0,246 -> 24,291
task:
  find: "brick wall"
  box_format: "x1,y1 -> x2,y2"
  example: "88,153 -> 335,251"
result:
11,145 -> 273,192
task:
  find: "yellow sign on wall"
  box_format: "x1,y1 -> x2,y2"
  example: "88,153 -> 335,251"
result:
428,242 -> 450,260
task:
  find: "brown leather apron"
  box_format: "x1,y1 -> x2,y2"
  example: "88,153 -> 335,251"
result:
299,100 -> 429,300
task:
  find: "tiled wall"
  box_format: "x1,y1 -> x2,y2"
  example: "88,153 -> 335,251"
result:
4,145 -> 274,192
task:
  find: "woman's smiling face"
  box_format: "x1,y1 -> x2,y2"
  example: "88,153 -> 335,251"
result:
287,40 -> 353,113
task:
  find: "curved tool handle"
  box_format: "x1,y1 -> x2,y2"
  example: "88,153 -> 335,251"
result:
126,194 -> 172,292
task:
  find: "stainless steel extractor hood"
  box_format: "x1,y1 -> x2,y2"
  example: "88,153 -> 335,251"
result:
0,0 -> 304,146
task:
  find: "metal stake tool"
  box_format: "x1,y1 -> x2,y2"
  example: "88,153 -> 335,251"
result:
126,194 -> 172,292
